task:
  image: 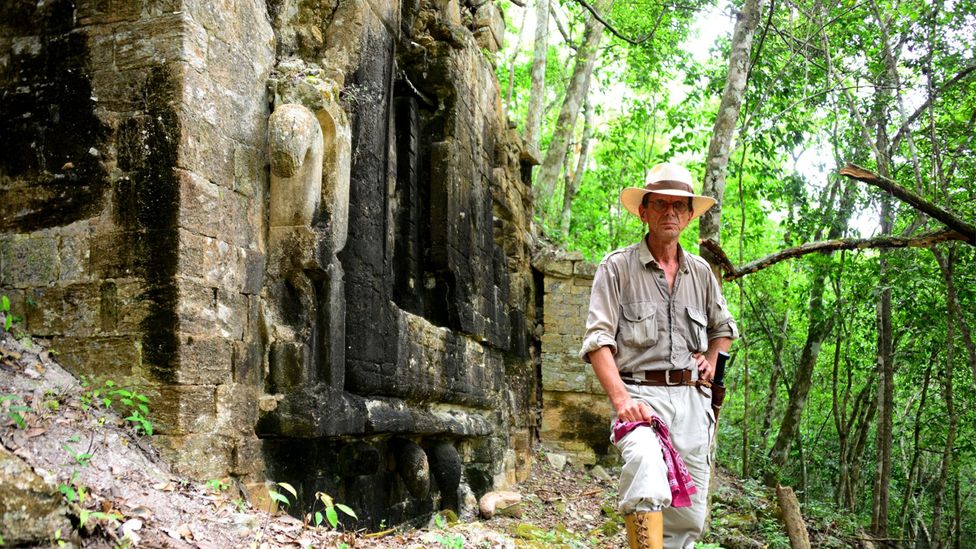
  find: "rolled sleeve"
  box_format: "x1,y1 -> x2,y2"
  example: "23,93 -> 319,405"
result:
579,261 -> 620,363
705,274 -> 739,341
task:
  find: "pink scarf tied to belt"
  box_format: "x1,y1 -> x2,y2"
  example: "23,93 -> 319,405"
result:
611,416 -> 697,508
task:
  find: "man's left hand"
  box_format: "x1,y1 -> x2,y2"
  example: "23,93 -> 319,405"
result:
693,353 -> 714,381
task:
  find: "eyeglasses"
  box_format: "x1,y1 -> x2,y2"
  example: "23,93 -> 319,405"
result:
646,198 -> 690,214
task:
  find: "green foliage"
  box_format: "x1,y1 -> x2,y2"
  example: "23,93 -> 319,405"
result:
431,513 -> 465,549
308,490 -> 357,529
79,378 -> 154,436
0,394 -> 31,429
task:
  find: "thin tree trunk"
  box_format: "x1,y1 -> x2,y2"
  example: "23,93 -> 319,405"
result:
872,193 -> 895,537
535,1 -> 605,214
899,362 -> 933,535
932,246 -> 959,548
505,6 -> 530,106
560,93 -> 594,235
524,0 -> 549,154
699,0 -> 763,271
766,181 -> 856,484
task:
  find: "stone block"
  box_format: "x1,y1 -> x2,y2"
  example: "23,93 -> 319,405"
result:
153,385 -> 217,435
59,222 -> 93,283
177,111 -> 235,188
215,383 -> 258,436
52,335 -> 139,379
0,234 -> 58,287
574,261 -> 597,278
176,279 -> 216,336
175,335 -> 233,385
178,169 -> 221,238
178,229 -> 247,292
155,433 -> 233,481
112,280 -> 153,334
231,436 -> 266,477
232,341 -> 263,386
233,144 -> 264,199
26,284 -> 100,337
219,190 -> 254,249
267,341 -> 309,392
114,14 -> 187,71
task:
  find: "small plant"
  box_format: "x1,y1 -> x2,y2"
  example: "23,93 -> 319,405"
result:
307,491 -> 358,530
431,514 -> 465,549
78,378 -> 154,435
1,294 -> 12,331
268,481 -> 297,512
1,394 -> 31,429
206,478 -> 229,493
63,437 -> 94,467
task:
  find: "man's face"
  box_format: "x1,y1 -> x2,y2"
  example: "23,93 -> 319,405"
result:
639,193 -> 692,242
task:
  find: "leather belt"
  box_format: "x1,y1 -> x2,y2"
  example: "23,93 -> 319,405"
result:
621,369 -> 708,388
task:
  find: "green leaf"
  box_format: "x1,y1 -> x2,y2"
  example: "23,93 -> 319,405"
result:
314,511 -> 323,526
1,295 -> 9,311
269,490 -> 289,506
277,482 -> 298,499
326,506 -> 338,528
335,503 -> 358,520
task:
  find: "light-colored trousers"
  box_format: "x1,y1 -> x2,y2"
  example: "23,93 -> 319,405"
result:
613,383 -> 715,549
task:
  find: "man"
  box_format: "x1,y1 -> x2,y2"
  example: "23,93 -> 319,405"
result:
579,162 -> 738,549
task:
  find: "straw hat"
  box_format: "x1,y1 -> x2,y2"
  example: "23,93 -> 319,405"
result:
619,162 -> 716,221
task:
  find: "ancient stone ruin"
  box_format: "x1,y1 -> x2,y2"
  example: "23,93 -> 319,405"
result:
0,0 -> 544,527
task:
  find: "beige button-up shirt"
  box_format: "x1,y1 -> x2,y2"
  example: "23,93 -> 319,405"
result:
579,238 -> 738,374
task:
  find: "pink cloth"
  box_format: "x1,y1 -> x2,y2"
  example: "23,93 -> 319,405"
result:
612,417 -> 697,508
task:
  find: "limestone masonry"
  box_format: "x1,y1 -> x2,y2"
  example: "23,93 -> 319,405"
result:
0,0 -> 608,527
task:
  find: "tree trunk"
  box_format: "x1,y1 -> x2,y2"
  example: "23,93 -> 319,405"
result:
699,0 -> 763,271
535,1 -> 605,214
766,181 -> 855,484
524,0 -> 549,154
560,93 -> 594,235
899,362 -> 933,535
776,485 -> 812,549
932,246 -> 959,548
872,193 -> 894,537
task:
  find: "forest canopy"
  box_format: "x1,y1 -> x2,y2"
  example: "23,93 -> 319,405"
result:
497,0 -> 976,544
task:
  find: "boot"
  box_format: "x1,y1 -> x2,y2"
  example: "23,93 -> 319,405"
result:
624,511 -> 663,549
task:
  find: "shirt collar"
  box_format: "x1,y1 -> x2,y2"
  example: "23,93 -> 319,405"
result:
638,235 -> 690,273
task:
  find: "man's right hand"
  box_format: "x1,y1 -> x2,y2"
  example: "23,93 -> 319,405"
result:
614,396 -> 654,423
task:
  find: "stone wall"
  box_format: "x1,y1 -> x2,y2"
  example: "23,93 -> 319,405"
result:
0,0 -> 274,481
535,251 -> 616,466
1,0 -> 537,528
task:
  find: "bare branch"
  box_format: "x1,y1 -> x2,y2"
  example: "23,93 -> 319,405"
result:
839,163 -> 976,244
703,230 -> 968,281
889,62 -> 976,154
570,0 -> 666,45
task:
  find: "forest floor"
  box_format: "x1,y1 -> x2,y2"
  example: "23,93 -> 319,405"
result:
1,328 -> 861,548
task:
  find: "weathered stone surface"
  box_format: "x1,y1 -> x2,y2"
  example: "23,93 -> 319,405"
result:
0,446 -> 73,547
52,335 -> 140,379
478,490 -> 521,519
269,103 -> 324,227
396,440 -> 431,499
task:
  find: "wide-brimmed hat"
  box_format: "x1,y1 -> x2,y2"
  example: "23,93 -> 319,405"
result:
619,162 -> 716,221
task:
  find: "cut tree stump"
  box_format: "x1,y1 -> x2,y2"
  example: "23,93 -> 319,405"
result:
776,484 -> 811,549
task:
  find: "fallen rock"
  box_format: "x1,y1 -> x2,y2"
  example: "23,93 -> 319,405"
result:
0,445 -> 74,546
546,452 -> 567,471
590,465 -> 612,482
478,490 -> 522,519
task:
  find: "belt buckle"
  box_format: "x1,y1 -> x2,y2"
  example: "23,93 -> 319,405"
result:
665,370 -> 682,386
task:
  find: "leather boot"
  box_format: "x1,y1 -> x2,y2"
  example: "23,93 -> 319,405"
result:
624,511 -> 663,549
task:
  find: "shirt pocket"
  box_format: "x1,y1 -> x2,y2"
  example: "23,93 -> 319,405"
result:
619,302 -> 657,347
686,306 -> 708,351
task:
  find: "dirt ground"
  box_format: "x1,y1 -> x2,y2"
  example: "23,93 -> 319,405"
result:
1,327 -> 636,548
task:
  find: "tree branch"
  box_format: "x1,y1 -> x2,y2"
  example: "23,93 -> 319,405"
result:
839,163 -> 976,244
703,230 -> 968,281
571,0 -> 667,45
